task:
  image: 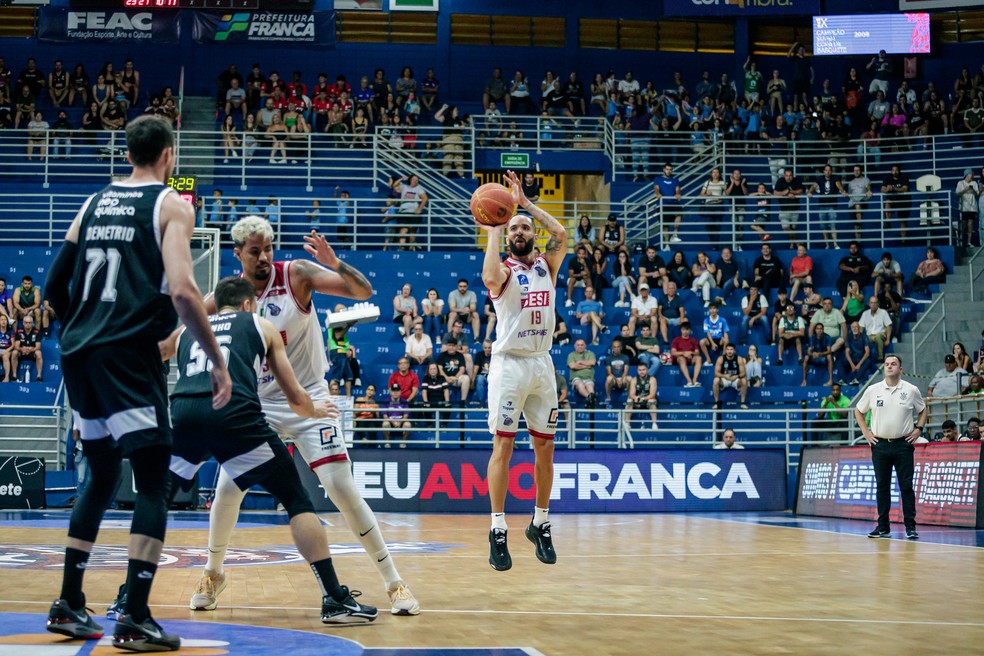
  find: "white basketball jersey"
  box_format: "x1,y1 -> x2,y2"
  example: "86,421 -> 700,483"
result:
490,255 -> 556,357
254,261 -> 329,399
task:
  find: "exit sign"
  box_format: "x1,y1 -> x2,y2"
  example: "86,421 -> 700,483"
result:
500,153 -> 530,169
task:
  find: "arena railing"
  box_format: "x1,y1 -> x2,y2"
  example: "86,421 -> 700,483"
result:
469,114 -> 607,154
908,293 -> 948,381
0,404 -> 68,468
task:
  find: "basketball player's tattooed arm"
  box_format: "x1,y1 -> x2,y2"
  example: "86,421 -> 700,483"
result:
480,224 -> 509,296
296,231 -> 373,301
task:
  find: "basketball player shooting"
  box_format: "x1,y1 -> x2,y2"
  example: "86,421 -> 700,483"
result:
480,170 -> 568,571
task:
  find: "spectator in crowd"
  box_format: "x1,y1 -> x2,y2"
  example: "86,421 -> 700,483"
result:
927,354 -> 967,399
436,336 -> 471,403
68,63 -> 89,108
482,295 -> 497,343
657,281 -> 686,344
101,98 -> 125,131
47,59 -> 68,107
611,250 -> 636,308
387,356 -> 420,407
844,167 -> 873,242
265,112 -> 288,163
787,243 -> 813,302
767,288 -> 791,344
420,287 -> 445,344
872,251 -> 904,297
637,244 -> 668,293
472,339 -> 492,406
396,174 -> 427,250
881,165 -> 911,241
420,362 -> 450,409
739,284 -> 768,345
508,69 -> 533,115
962,374 -> 983,395
405,323 -> 433,372
575,215 -> 596,250
842,321 -> 873,384
483,67 -> 508,112
772,168 -> 804,245
808,164 -> 844,249
561,71 -> 586,116
713,343 -> 747,409
596,213 -> 628,258
866,50 -> 893,95
0,314 -> 13,382
567,338 -> 598,406
907,246 -> 947,295
753,243 -> 784,294
714,246 -> 744,305
627,283 -> 658,334
936,419 -> 959,442
876,283 -> 902,346
836,240 -> 874,297
12,314 -> 42,382
419,68 -> 439,113
25,111 -> 48,161
803,323 -> 835,387
576,285 -> 606,346
552,309 -> 571,347
810,297 -> 847,355
841,279 -> 866,326
634,324 -> 661,372
713,427 -> 744,449
671,321 -> 702,387
565,244 -> 591,307
699,302 -> 730,364
952,342 -> 974,373
604,338 -> 632,405
813,383 -> 851,441
627,362 -> 659,430
353,384 -> 380,444
746,182 -> 772,241
12,275 -> 42,326
956,169 -> 980,248
798,282 -> 822,322
654,163 -> 683,246
13,84 -> 36,129
224,77 -> 247,119
776,303 -> 806,366
589,247 -> 610,292
664,251 -> 690,291
0,279 -> 11,318
380,384 -> 412,447
434,104 -> 466,178
960,417 -> 981,441
440,320 -> 475,374
690,251 -> 717,307
745,344 -> 763,387
446,279 -> 480,344
392,282 -> 421,337
326,307 -> 357,395
554,369 -> 570,411
49,109 -> 73,159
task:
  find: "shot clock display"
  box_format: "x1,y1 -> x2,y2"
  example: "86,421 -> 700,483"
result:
167,175 -> 197,207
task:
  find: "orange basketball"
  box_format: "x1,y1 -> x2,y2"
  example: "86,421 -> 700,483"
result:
470,183 -> 515,227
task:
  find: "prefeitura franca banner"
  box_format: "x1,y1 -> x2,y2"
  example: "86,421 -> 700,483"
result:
38,8 -> 180,43
191,11 -> 336,45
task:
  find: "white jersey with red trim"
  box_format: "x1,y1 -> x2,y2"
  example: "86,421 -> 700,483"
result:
490,255 -> 556,357
254,260 -> 329,400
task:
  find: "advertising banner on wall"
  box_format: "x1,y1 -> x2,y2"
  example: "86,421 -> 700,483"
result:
191,10 -> 335,45
662,0 -> 820,17
0,456 -> 45,509
796,443 -> 983,528
294,448 -> 787,513
38,7 -> 181,43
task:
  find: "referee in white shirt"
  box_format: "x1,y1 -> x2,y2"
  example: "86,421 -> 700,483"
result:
854,354 -> 927,540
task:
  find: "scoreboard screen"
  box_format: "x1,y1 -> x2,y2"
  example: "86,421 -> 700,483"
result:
813,13 -> 930,55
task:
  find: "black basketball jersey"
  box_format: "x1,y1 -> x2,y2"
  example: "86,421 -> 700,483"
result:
635,375 -> 651,398
721,355 -> 740,376
60,183 -> 179,355
172,312 -> 266,414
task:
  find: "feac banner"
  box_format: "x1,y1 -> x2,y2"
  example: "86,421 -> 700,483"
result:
0,456 -> 45,510
38,7 -> 180,43
191,10 -> 336,45
662,0 -> 821,17
796,443 -> 984,528
294,448 -> 787,513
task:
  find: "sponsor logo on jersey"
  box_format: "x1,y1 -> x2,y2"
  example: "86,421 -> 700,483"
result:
517,274 -> 529,285
503,417 -> 514,426
520,291 -> 550,308
266,302 -> 282,316
534,266 -> 547,277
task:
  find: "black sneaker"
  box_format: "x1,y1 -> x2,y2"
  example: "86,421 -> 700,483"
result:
525,521 -> 557,565
488,528 -> 512,571
867,528 -> 891,539
106,583 -> 127,621
321,586 -> 378,624
46,598 -> 104,639
112,614 -> 180,652
906,527 -> 919,540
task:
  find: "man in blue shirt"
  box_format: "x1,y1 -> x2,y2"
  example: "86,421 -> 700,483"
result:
844,321 -> 873,385
699,302 -> 730,364
653,163 -> 682,248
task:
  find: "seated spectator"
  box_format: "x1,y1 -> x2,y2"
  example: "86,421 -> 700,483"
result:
671,321 -> 702,387
956,169 -> 980,248
420,362 -> 450,409
907,246 -> 946,295
49,111 -> 74,160
746,183 -> 772,241
604,338 -> 632,405
634,324 -> 661,372
596,213 -> 628,258
927,354 -> 967,399
803,323 -> 835,386
714,247 -> 745,305
657,281 -> 686,344
483,67 -> 508,111
353,384 -> 380,443
745,344 -> 763,387
441,320 -> 475,374
611,250 -> 636,308
690,251 -> 717,307
12,275 -> 42,326
472,339 -> 492,405
447,278 -> 481,343
841,280 -> 866,325
405,323 -> 433,371
843,170 -> 873,243
565,245 -> 591,307
589,247 -> 609,292
628,283 -> 657,334
787,244 -> 813,302
700,302 -> 730,364
713,427 -> 744,449
420,287 -> 445,344
326,315 -> 356,395
0,314 -> 13,382
265,112 -> 288,163
877,285 -> 902,346
26,111 -> 48,161
483,295 -> 496,343
101,98 -> 125,131
713,343 -> 747,408
738,285 -> 768,345
12,315 -> 42,382
637,245 -> 668,294
393,282 -> 421,337
627,362 -> 659,430
843,322 -> 874,384
380,385 -> 412,447
960,417 -> 981,441
952,342 -> 974,373
776,303 -> 806,366
387,356 -> 420,407
436,336 -> 471,403
768,289 -> 790,344
859,295 -> 892,362
575,214 -> 596,250
812,383 -> 851,441
567,338 -> 598,406
798,282 -> 822,322
753,243 -> 784,294
872,251 -> 903,297
666,251 -> 692,290
810,297 -> 846,355
552,309 -> 571,346
13,84 -> 35,129
935,419 -> 959,443
963,374 -> 984,395
575,286 -> 606,346
225,77 -> 247,118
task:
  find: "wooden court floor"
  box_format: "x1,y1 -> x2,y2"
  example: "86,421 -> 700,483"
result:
1,512 -> 982,655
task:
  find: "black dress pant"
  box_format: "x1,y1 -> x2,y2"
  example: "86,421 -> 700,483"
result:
871,438 -> 916,529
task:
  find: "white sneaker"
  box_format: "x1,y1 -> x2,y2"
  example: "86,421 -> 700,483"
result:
703,361 -> 712,367
564,299 -> 574,308
670,235 -> 682,243
703,300 -> 709,307
651,421 -> 659,431
398,326 -> 406,336
222,158 -> 229,163
189,569 -> 227,611
388,583 -> 420,616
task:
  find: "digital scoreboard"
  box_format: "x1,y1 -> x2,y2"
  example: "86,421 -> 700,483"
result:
167,175 -> 198,207
813,13 -> 930,55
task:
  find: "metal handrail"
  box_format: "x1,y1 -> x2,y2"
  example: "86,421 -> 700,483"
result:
908,293 -> 947,380
967,245 -> 984,300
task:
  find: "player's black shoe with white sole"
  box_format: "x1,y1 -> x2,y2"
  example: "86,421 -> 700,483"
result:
525,521 -> 557,564
489,528 -> 512,571
112,614 -> 180,652
321,587 -> 378,624
46,598 -> 103,640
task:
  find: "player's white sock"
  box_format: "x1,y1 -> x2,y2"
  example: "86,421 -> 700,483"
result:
533,507 -> 549,528
315,460 -> 402,589
205,467 -> 247,574
491,513 -> 507,530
